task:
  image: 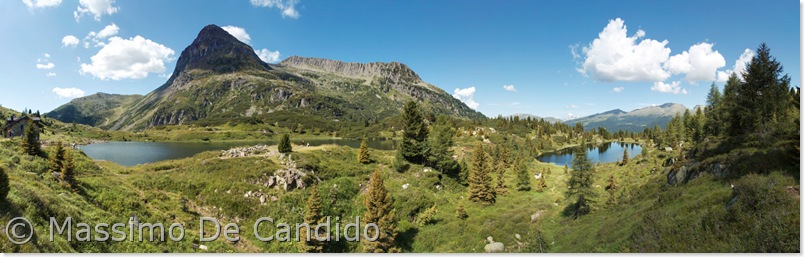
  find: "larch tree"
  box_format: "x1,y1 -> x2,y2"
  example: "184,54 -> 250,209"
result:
362,169 -> 400,253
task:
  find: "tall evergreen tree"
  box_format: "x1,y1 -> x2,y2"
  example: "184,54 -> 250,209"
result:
515,160 -> 531,191
49,141 -> 66,175
621,148 -> 629,165
495,160 -> 508,195
358,138 -> 370,164
278,134 -> 293,153
61,151 -> 76,189
362,170 -> 399,253
565,142 -> 596,219
400,101 -> 428,164
736,43 -> 792,136
427,117 -> 458,174
704,83 -> 723,136
300,185 -> 325,252
21,120 -> 40,156
468,143 -> 495,205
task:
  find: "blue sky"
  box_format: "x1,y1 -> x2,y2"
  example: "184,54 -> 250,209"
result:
0,0 -> 799,120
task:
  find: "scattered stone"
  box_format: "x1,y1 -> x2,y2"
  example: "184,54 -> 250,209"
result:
260,195 -> 266,205
515,234 -> 521,240
402,183 -> 410,189
198,245 -> 208,251
531,211 -> 545,222
484,237 -> 505,253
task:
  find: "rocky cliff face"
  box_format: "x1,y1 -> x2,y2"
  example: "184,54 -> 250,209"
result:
281,56 -> 421,83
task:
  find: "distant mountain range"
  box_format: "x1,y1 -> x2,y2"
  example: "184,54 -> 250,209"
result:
508,113 -> 563,123
565,103 -> 691,132
47,24 -> 484,131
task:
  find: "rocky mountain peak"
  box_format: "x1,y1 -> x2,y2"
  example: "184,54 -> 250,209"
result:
168,24 -> 269,80
280,56 -> 422,82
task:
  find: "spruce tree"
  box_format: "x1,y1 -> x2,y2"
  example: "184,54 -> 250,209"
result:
362,170 -> 399,253
495,159 -> 508,195
0,166 -> 9,202
621,148 -> 629,165
400,101 -> 428,164
278,134 -> 292,153
468,143 -> 495,205
565,142 -> 596,219
704,83 -> 722,136
49,141 -> 66,175
458,158 -> 469,185
21,120 -> 40,156
455,202 -> 468,220
427,117 -> 458,174
300,185 -> 325,252
516,160 -> 531,191
61,151 -> 76,189
605,174 -> 617,207
358,138 -> 370,164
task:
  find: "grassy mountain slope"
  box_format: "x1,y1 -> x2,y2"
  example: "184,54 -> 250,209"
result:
45,93 -> 143,127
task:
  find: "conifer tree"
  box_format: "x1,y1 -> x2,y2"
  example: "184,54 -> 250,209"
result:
0,166 -> 9,202
400,101 -> 428,164
495,159 -> 508,195
468,143 -> 495,205
455,202 -> 468,220
516,160 -> 531,191
565,142 -> 596,219
427,117 -> 458,174
61,151 -> 76,189
49,141 -> 66,174
416,205 -> 438,226
278,134 -> 292,153
621,148 -> 629,165
300,185 -> 325,252
605,174 -> 617,207
458,158 -> 469,185
358,138 -> 370,164
563,163 -> 568,174
21,120 -> 40,156
362,170 -> 399,253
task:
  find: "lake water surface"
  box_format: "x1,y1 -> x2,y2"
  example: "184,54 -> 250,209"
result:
537,142 -> 642,168
81,139 -> 394,166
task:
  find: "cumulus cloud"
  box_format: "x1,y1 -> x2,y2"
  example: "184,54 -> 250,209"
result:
250,0 -> 300,19
717,48 -> 755,82
577,18 -> 671,82
651,81 -> 688,95
52,87 -> 85,99
62,35 -> 80,47
46,72 -> 57,77
452,87 -> 479,110
23,0 -> 61,8
665,42 -> 725,82
84,23 -> 119,48
612,86 -> 625,93
502,84 -> 517,92
74,0 -> 118,22
221,26 -> 252,44
255,48 -> 281,63
80,35 -> 175,80
36,53 -> 55,70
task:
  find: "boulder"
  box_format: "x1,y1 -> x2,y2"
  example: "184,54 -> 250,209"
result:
484,241 -> 505,253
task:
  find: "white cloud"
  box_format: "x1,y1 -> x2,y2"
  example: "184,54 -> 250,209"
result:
84,23 -> 119,48
665,42 -> 725,82
577,18 -> 671,82
255,48 -> 281,63
52,87 -> 85,99
612,86 -> 625,93
502,84 -> 517,92
62,35 -> 80,47
567,104 -> 578,109
36,53 -> 55,69
717,48 -> 755,82
250,0 -> 300,19
651,81 -> 688,95
221,26 -> 251,44
23,0 -> 61,8
80,35 -> 175,80
452,87 -> 479,110
46,72 -> 57,77
74,0 -> 118,22
569,44 -> 581,60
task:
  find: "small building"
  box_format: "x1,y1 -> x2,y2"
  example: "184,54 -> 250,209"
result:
3,115 -> 41,139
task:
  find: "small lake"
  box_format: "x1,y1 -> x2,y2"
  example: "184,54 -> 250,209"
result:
537,142 -> 642,168
81,139 -> 395,167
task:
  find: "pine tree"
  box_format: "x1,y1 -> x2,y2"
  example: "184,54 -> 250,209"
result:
61,151 -> 76,189
621,148 -> 629,165
358,138 -> 371,164
0,166 -> 9,202
21,120 -> 40,156
455,202 -> 468,220
278,134 -> 292,153
565,142 -> 596,219
49,141 -> 66,175
468,143 -> 495,205
400,101 -> 428,164
362,170 -> 399,253
516,160 -> 531,191
300,185 -> 325,252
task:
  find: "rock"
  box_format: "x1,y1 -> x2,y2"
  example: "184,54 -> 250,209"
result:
534,173 -> 542,179
667,166 -> 688,185
531,211 -> 545,222
665,147 -> 673,152
515,234 -> 521,240
260,195 -> 266,205
487,236 -> 494,243
484,237 -> 505,253
270,195 -> 279,202
402,183 -> 410,189
198,244 -> 208,251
